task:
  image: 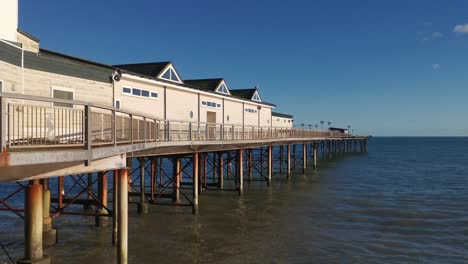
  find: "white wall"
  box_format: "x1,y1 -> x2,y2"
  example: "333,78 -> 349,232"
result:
0,0 -> 18,42
115,76 -> 164,119
272,116 -> 293,128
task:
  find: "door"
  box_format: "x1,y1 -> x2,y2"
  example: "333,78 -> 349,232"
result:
207,111 -> 216,139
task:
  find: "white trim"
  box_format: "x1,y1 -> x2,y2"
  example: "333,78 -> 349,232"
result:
251,90 -> 262,102
158,64 -> 183,84
122,73 -> 275,109
215,80 -> 231,95
121,86 -> 159,100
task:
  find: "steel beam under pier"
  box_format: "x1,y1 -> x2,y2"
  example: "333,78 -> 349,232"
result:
17,180 -> 51,264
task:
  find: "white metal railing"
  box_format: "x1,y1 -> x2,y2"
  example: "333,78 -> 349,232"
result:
0,92 -> 354,151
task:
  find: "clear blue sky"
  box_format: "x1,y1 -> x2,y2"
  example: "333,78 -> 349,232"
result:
20,0 -> 468,136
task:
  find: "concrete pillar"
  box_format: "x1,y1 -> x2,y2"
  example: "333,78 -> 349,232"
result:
238,149 -> 243,196
218,153 -> 224,189
303,144 -> 307,170
117,169 -> 128,264
287,144 -> 291,176
138,157 -> 148,214
96,171 -> 109,227
42,179 -> 56,248
267,145 -> 272,186
18,180 -> 50,264
193,152 -> 199,215
313,144 -> 318,169
112,170 -> 119,246
172,159 -> 181,203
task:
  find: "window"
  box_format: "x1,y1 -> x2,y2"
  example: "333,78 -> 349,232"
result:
245,108 -> 257,113
122,87 -> 158,99
216,83 -> 230,95
190,111 -> 194,118
141,90 -> 150,97
227,115 -> 230,122
0,80 -> 3,92
115,100 -> 121,109
251,91 -> 262,102
122,87 -> 131,94
159,66 -> 182,83
52,87 -> 74,108
132,88 -> 141,96
201,100 -> 220,108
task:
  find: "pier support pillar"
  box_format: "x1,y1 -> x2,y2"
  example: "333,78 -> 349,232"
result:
218,153 -> 224,189
18,180 -> 50,264
267,145 -> 272,186
138,157 -> 148,214
302,144 -> 307,171
287,145 -> 291,176
42,179 -> 56,248
172,159 -> 181,203
117,169 -> 128,264
96,171 -> 109,227
238,149 -> 243,196
313,143 -> 318,169
112,170 -> 119,246
193,152 -> 199,214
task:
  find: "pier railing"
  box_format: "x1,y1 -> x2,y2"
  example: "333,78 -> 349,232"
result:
0,93 -> 352,151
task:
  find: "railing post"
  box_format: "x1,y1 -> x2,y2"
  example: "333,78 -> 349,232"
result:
154,119 -> 159,142
232,125 -> 235,140
84,105 -> 92,166
129,114 -> 133,145
189,122 -> 192,141
220,124 -> 224,141
112,110 -> 117,147
143,117 -> 147,143
166,121 -> 170,141
205,124 -> 208,141
0,97 -> 6,152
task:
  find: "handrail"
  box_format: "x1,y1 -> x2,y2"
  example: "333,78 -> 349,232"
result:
0,93 -> 358,153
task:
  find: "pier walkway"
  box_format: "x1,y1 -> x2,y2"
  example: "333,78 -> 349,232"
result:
0,92 -> 368,264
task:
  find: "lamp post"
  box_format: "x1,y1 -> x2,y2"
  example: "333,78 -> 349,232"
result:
327,121 -> 331,129
308,124 -> 312,130
320,120 -> 324,131
347,125 -> 351,135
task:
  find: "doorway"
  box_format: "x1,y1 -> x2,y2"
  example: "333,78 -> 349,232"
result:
207,111 -> 216,139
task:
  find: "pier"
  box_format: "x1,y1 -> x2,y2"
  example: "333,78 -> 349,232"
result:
0,92 -> 367,264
